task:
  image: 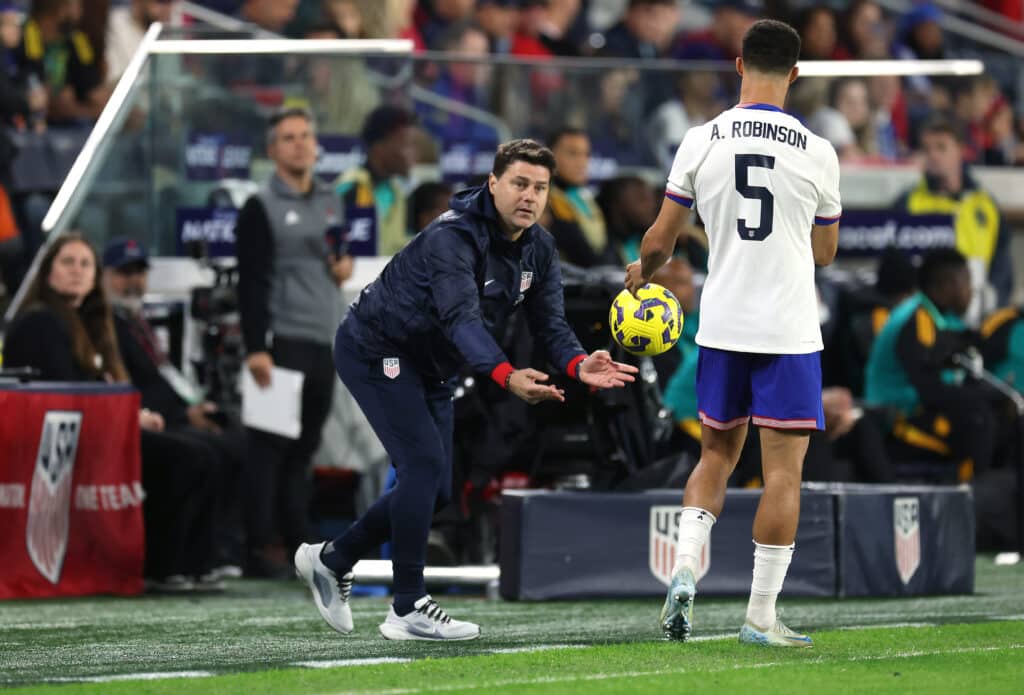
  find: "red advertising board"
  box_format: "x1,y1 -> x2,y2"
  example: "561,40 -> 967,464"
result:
0,383 -> 144,598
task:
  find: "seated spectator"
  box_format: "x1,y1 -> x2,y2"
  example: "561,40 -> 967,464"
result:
299,24 -> 380,134
830,77 -> 875,160
236,0 -> 299,33
476,0 -> 519,54
836,0 -> 891,60
416,23 -> 501,151
675,0 -> 758,62
803,78 -> 860,160
896,118 -> 1012,317
515,0 -> 585,57
106,0 -> 174,86
544,127 -> 611,268
867,74 -> 910,161
648,71 -> 724,171
409,180 -> 452,235
585,67 -> 654,167
3,233 -> 223,591
336,104 -> 418,256
595,174 -> 657,265
417,0 -> 476,50
17,0 -> 108,123
864,248 -> 993,479
796,5 -> 842,60
599,0 -> 680,112
102,236 -> 248,576
955,75 -> 1016,166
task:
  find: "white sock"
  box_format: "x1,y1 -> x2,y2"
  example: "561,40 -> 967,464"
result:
672,507 -> 716,578
745,541 -> 795,629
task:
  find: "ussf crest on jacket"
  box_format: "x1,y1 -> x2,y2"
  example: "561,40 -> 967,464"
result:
383,358 -> 400,379
27,411 -> 82,584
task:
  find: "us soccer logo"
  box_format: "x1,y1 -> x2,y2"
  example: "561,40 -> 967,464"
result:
520,271 -> 533,292
649,506 -> 709,586
26,411 -> 82,584
894,497 -> 921,585
383,358 -> 400,380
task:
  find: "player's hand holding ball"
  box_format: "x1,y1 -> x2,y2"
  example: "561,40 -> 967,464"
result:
610,283 -> 684,356
624,260 -> 649,296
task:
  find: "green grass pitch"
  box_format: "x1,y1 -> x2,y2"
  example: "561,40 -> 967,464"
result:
1,557 -> 1021,694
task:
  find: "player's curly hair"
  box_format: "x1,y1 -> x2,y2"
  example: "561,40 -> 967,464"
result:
492,139 -> 556,179
742,19 -> 802,76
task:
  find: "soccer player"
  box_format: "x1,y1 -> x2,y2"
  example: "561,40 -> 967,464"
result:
625,19 -> 841,647
296,139 -> 638,641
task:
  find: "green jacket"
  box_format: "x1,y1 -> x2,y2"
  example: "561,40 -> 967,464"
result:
662,312 -> 700,422
865,293 -> 967,417
980,307 -> 1024,392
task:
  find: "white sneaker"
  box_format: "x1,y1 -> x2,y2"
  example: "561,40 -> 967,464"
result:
739,619 -> 813,648
379,595 -> 480,641
294,542 -> 354,634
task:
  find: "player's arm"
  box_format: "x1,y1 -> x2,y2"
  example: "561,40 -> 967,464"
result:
624,197 -> 690,294
811,220 -> 840,266
813,145 -> 843,267
626,130 -> 700,295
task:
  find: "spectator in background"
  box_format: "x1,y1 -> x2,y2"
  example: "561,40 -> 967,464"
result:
647,71 -> 724,171
544,127 -> 609,267
336,104 -> 418,257
516,0 -> 584,56
417,23 -> 500,149
596,174 -> 657,264
675,0 -> 760,62
409,180 -> 452,235
106,0 -> 175,85
955,75 -> 1016,166
17,0 -> 108,123
796,5 -> 841,60
868,74 -> 910,161
322,0 -> 363,37
476,0 -> 520,54
837,0 -> 891,59
3,233 -> 223,591
601,0 -> 679,60
234,108 -> 353,575
584,66 -> 653,166
830,77 -> 875,159
801,77 -> 858,160
300,23 -> 380,134
236,0 -> 300,33
897,117 -> 1012,316
865,248 -> 993,480
417,0 -> 476,49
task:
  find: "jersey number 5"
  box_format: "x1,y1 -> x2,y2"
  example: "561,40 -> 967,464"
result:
735,154 -> 775,241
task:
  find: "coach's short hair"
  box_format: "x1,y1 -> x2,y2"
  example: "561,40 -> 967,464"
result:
492,139 -> 556,179
742,19 -> 802,76
919,247 -> 967,293
267,107 -> 315,146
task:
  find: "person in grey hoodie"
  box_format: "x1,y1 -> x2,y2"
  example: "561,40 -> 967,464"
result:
235,107 -> 353,575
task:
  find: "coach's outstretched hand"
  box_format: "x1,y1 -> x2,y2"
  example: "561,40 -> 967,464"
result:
508,368 -> 566,404
578,350 -> 639,389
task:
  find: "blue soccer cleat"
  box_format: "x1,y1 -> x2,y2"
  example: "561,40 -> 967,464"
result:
659,568 -> 696,641
739,619 -> 813,648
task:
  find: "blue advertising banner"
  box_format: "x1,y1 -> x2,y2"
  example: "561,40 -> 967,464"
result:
315,135 -> 364,183
836,211 -> 955,257
184,133 -> 252,181
175,208 -> 239,258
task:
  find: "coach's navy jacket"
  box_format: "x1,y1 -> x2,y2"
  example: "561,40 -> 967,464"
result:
342,185 -> 587,386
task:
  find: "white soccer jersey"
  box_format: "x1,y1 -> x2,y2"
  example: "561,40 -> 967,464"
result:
666,103 -> 842,354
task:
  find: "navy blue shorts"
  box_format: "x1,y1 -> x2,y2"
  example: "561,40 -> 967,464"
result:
695,346 -> 824,431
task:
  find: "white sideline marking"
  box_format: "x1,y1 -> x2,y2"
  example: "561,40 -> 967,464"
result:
344,644 -> 1024,695
295,658 -> 412,668
490,644 -> 589,654
46,671 -> 214,683
837,622 -> 936,631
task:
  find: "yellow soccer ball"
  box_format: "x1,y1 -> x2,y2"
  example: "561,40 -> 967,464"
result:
609,283 -> 684,356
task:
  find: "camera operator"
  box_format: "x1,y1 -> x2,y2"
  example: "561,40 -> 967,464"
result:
234,107 -> 353,575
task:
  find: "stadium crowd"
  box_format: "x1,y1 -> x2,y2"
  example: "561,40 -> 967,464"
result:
0,0 -> 1021,588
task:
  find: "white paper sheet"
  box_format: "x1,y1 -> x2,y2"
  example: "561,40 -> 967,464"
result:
240,367 -> 304,439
